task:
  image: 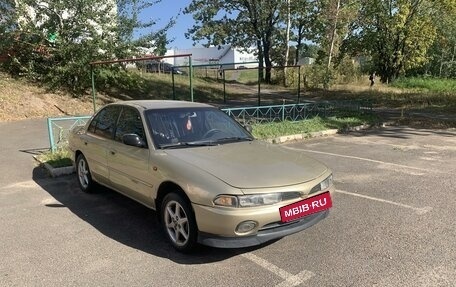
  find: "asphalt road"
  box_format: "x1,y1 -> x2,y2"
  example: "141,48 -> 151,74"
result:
1,119 -> 456,287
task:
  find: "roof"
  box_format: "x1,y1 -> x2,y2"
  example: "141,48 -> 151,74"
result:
114,100 -> 214,110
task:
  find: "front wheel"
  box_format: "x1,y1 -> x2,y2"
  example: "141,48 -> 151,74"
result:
76,154 -> 95,193
161,193 -> 198,252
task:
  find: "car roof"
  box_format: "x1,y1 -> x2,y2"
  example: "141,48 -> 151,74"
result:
111,100 -> 214,110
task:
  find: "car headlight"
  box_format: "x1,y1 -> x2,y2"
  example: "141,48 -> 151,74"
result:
213,195 -> 238,207
309,174 -> 333,195
239,193 -> 282,207
214,193 -> 282,208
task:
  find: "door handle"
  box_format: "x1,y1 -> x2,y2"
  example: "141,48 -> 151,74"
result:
84,141 -> 88,145
110,150 -> 116,155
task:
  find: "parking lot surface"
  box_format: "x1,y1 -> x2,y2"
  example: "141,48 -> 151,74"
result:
1,120 -> 455,286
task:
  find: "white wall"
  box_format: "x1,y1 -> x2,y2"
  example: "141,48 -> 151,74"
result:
164,45 -> 258,68
233,49 -> 257,68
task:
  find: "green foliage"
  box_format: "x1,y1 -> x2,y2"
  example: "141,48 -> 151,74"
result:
252,115 -> 377,139
237,69 -> 259,84
0,0 -> 170,94
2,0 -> 455,96
343,0 -> 439,83
334,56 -> 361,84
392,77 -> 456,93
37,148 -> 73,168
185,0 -> 285,83
305,64 -> 333,89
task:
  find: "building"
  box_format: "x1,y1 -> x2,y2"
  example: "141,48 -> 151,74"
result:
297,57 -> 316,66
163,45 -> 258,69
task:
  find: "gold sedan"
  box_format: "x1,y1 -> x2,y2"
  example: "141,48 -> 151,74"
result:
68,100 -> 334,252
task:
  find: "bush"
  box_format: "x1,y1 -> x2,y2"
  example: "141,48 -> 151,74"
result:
37,148 -> 73,168
334,57 -> 362,84
305,64 -> 333,89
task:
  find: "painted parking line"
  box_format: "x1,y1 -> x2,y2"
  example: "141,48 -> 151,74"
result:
334,189 -> 432,215
241,252 -> 314,287
283,147 -> 434,173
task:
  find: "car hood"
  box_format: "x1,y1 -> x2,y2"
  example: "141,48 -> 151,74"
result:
164,140 -> 328,189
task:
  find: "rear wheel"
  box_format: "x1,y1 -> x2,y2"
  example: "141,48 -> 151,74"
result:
161,192 -> 198,252
76,154 -> 95,193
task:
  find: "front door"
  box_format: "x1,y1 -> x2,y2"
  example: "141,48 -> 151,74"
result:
107,106 -> 154,205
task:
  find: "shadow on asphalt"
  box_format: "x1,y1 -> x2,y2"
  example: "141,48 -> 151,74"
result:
342,125 -> 456,139
19,147 -> 50,155
32,166 -> 275,264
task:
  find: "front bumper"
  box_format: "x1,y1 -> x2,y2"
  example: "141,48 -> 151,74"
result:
196,209 -> 329,248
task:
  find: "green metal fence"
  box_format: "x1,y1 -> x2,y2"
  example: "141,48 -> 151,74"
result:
46,100 -> 371,151
221,100 -> 372,125
47,116 -> 91,151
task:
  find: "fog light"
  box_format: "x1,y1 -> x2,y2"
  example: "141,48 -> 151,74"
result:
235,221 -> 257,234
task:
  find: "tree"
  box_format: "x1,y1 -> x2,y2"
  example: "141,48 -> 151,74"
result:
423,1 -> 456,77
284,0 -> 291,86
289,0 -> 315,65
310,0 -> 358,65
343,0 -> 439,83
184,0 -> 284,83
0,0 -> 171,93
117,0 -> 175,57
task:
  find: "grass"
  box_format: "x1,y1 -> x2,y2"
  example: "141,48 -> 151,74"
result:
93,68 -> 456,115
252,114 -> 378,139
237,69 -> 259,84
392,77 -> 456,93
3,67 -> 456,126
37,148 -> 73,168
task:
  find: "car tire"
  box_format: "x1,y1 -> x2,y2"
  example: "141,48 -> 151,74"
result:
76,154 -> 95,193
161,192 -> 198,253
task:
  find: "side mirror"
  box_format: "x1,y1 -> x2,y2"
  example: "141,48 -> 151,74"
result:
122,134 -> 147,148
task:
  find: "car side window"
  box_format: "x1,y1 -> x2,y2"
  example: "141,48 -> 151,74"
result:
115,107 -> 147,146
88,106 -> 120,139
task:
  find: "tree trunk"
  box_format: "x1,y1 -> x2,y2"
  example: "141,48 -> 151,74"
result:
327,0 -> 340,69
295,24 -> 303,66
284,0 -> 291,86
257,39 -> 264,82
295,41 -> 301,66
263,39 -> 272,84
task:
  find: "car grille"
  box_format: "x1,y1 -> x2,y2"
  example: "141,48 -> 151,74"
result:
260,216 -> 307,231
281,192 -> 302,201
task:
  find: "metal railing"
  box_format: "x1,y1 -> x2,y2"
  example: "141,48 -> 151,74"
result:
222,100 -> 372,125
46,100 -> 371,151
47,116 -> 92,151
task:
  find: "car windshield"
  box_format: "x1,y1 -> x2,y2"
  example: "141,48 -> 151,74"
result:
145,107 -> 253,149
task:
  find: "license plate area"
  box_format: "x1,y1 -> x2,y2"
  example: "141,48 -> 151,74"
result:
279,191 -> 332,222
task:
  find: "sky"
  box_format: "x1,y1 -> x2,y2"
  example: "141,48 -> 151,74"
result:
143,0 -> 197,49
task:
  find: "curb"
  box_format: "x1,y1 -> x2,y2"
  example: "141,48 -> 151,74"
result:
266,121 -> 392,144
43,163 -> 75,177
266,129 -> 339,144
33,156 -> 75,177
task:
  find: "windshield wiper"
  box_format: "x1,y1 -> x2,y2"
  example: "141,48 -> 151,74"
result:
159,141 -> 217,149
213,137 -> 253,144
